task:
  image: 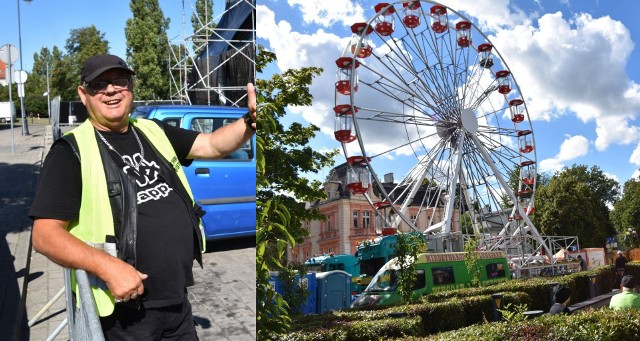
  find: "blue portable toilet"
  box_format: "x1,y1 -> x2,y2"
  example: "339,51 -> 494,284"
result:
315,270 -> 351,314
301,272 -> 317,315
269,271 -> 317,315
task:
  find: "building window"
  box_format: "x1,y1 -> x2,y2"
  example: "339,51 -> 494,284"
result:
363,211 -> 371,229
353,210 -> 359,228
327,215 -> 333,231
411,215 -> 417,225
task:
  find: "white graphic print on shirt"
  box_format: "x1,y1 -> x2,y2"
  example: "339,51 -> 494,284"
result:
120,152 -> 174,204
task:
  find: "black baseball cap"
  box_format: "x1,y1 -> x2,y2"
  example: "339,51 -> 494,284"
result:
553,285 -> 572,303
622,275 -> 638,289
81,54 -> 135,83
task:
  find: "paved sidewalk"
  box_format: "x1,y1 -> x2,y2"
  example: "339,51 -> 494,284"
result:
0,122 -> 256,340
0,123 -> 50,341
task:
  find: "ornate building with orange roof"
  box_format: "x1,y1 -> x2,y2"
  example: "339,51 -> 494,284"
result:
288,161 -> 451,264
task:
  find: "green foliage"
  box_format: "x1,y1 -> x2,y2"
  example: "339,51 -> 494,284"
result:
256,45 -> 339,243
256,46 -> 340,339
460,212 -> 472,234
192,0 -> 215,55
463,236 -> 481,288
276,316 -> 422,341
611,178 -> 640,249
497,302 -> 529,323
125,0 -> 171,100
257,195 -> 294,339
427,309 -> 640,340
536,164 -> 618,247
58,26 -> 110,100
394,233 -> 426,304
278,264 -> 311,315
276,266 -> 624,339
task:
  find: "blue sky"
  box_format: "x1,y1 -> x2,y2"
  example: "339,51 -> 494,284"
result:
0,0 -> 227,72
258,0 -> 640,190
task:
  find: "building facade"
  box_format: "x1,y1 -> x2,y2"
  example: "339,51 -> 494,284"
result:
288,162 -> 451,263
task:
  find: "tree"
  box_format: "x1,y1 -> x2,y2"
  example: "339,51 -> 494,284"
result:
126,0 -> 171,100
256,46 -> 339,338
53,26 -> 110,100
535,165 -> 618,247
192,0 -> 215,55
395,232 -> 425,304
257,46 -> 339,242
24,48 -> 56,117
560,164 -> 619,206
611,178 -> 640,249
464,235 -> 481,288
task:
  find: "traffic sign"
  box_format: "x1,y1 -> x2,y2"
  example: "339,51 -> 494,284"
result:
0,44 -> 19,64
14,70 -> 28,84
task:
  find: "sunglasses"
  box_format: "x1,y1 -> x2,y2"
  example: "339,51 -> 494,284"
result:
84,77 -> 131,93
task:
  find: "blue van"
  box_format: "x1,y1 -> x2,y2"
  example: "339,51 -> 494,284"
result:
130,105 -> 256,240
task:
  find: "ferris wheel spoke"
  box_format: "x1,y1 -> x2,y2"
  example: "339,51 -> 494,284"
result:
362,52 -> 446,114
395,28 -> 465,116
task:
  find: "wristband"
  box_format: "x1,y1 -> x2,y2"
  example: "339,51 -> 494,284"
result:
243,112 -> 256,131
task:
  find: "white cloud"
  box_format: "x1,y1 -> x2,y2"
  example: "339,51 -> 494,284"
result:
261,1 -> 640,184
629,143 -> 640,166
488,11 -> 640,150
286,0 -> 365,27
446,0 -> 534,31
539,135 -> 589,173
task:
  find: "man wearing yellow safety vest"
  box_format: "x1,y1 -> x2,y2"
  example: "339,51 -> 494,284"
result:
29,54 -> 256,339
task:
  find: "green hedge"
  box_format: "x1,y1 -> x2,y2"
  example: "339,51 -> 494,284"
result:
425,265 -> 616,310
419,309 -> 640,340
274,316 -> 422,341
271,266 -> 620,339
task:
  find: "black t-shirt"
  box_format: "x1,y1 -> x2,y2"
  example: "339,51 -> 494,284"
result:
30,120 -> 200,308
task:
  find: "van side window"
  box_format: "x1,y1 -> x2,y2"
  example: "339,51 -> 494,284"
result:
432,267 -> 455,285
486,262 -> 506,279
163,118 -> 180,127
190,117 -> 254,160
413,269 -> 426,290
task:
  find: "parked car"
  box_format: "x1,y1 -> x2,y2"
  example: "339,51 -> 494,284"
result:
131,105 -> 256,241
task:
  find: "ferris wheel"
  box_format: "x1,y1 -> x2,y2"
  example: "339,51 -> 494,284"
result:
332,1 -> 552,263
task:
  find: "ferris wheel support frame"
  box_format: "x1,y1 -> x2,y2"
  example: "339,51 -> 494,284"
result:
468,132 -> 553,261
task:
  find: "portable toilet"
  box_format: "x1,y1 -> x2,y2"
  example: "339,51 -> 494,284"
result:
302,272 -> 317,314
269,271 -> 317,315
315,270 -> 351,314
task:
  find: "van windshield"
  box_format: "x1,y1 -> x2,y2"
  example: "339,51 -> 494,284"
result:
366,269 -> 399,292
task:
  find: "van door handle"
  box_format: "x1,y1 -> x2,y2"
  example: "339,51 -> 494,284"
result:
195,168 -> 209,175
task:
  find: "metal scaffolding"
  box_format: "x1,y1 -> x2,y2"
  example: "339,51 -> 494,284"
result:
168,0 -> 256,106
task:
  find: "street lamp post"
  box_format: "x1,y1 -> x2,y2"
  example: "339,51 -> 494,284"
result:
17,0 -> 30,135
45,62 -> 51,119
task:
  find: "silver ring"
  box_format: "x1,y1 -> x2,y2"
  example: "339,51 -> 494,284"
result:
131,293 -> 138,299
115,299 -> 122,303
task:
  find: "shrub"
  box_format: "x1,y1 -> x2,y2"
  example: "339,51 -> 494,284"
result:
423,309 -> 640,340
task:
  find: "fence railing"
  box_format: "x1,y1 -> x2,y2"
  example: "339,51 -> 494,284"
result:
64,268 -> 105,341
30,268 -> 104,341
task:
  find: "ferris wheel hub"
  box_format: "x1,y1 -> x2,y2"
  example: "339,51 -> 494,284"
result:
461,108 -> 478,134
